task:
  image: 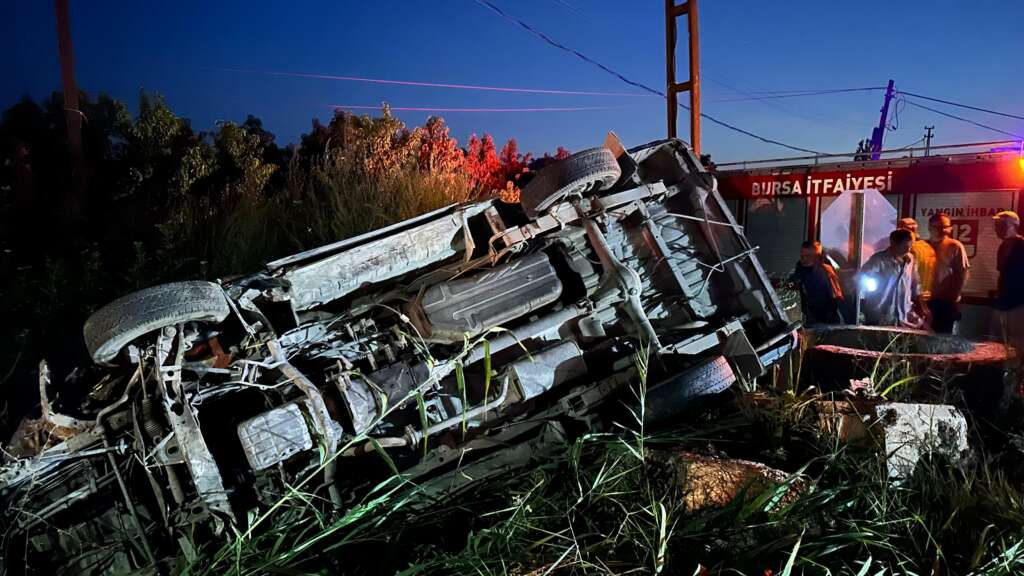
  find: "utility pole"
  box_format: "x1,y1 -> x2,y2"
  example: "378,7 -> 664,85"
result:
55,0 -> 86,221
923,126 -> 934,156
665,0 -> 701,155
869,79 -> 895,160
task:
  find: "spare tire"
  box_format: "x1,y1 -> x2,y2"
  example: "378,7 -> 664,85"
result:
84,281 -> 231,366
520,147 -> 621,218
643,356 -> 736,426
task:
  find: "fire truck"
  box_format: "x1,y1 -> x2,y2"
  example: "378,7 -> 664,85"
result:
714,140 -> 1024,338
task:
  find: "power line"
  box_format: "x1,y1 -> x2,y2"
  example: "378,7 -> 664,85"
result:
472,0 -> 824,155
707,87 -> 886,103
472,0 -> 664,97
694,113 -> 822,154
896,90 -> 1024,122
704,78 -> 870,132
902,99 -> 1023,140
330,104 -> 625,113
896,136 -> 925,150
724,87 -> 883,96
213,67 -> 652,98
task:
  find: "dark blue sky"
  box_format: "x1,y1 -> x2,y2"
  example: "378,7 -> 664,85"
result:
5,1 -> 1023,162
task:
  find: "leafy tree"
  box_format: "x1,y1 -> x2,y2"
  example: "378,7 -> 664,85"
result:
497,138 -> 532,202
114,91 -> 206,213
414,116 -> 464,178
212,120 -> 278,202
498,138 -> 531,184
465,133 -> 502,195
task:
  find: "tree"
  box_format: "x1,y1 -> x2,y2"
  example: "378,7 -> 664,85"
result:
212,120 -> 278,202
114,91 -> 207,211
465,133 -> 502,195
498,138 -> 532,184
414,116 -> 464,177
497,138 -> 533,203
528,146 -> 571,173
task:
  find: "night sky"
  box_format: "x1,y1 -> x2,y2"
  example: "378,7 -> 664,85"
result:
5,1 -> 1023,162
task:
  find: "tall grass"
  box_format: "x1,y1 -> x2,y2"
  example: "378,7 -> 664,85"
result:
390,390 -> 1024,575
281,154 -> 472,254
176,338 -> 1024,575
159,153 -> 474,281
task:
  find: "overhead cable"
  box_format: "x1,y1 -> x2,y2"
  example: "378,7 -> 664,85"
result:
707,87 -> 886,103
897,90 -> 1024,122
330,104 -> 624,113
902,99 -> 1024,140
472,0 -> 824,154
214,66 -> 651,97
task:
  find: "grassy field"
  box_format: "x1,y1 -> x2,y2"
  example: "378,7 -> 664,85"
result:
180,347 -> 1024,576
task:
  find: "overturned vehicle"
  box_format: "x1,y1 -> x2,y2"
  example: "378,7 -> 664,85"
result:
0,136 -> 797,573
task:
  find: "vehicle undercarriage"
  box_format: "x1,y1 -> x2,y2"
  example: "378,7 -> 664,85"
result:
0,136 -> 797,574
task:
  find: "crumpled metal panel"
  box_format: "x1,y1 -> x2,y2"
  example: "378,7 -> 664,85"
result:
413,252 -> 563,343
510,341 -> 586,401
237,402 -> 313,471
337,374 -> 379,435
283,204 -> 488,311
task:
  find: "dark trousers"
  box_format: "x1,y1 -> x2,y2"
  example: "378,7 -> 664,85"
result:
804,299 -> 842,325
928,299 -> 961,334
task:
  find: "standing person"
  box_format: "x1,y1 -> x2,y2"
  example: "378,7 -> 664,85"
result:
993,211 -> 1024,353
898,217 -> 936,301
926,213 -> 970,333
789,241 -> 844,325
860,229 -> 921,327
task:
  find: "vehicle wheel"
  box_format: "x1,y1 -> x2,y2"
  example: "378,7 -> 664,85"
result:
520,147 -> 621,218
643,356 -> 736,425
84,281 -> 231,366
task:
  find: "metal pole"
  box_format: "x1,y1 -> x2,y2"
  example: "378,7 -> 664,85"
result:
687,0 -> 701,156
850,190 -> 866,324
924,126 -> 934,156
869,79 -> 895,160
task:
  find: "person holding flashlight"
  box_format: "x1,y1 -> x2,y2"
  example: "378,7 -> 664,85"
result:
860,229 -> 922,327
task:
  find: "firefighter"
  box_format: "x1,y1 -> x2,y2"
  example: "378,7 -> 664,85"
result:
860,229 -> 921,327
993,211 -> 1024,354
926,213 -> 970,333
789,241 -> 843,325
897,217 -> 936,301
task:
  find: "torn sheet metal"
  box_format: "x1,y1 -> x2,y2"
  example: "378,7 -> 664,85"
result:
282,203 -> 489,310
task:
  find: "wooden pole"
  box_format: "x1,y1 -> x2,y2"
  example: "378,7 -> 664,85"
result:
665,0 -> 701,154
665,0 -> 677,139
687,0 -> 701,155
55,0 -> 86,220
